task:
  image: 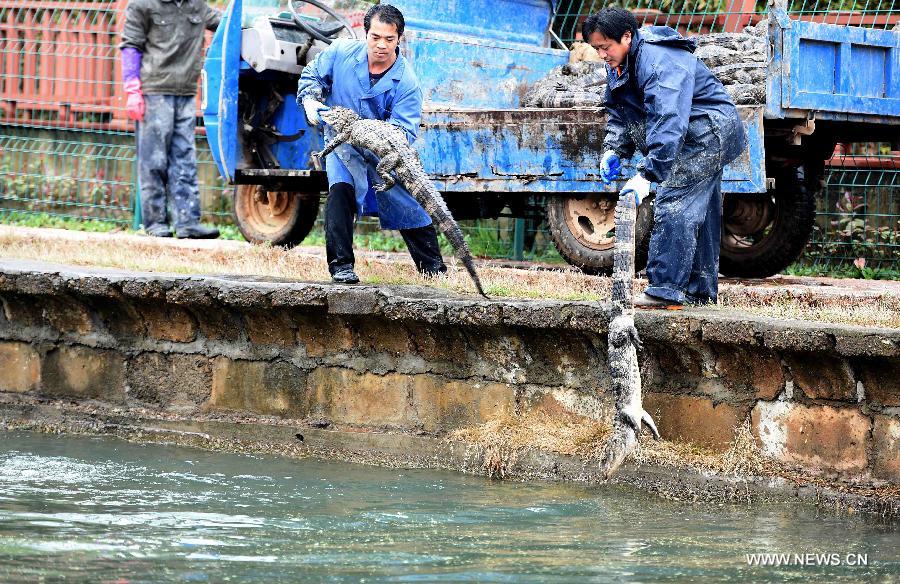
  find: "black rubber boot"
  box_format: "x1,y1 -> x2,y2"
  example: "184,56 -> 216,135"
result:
400,224 -> 447,276
325,182 -> 357,275
175,224 -> 220,239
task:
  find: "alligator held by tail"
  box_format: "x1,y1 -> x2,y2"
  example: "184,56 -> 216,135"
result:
598,191 -> 660,479
315,107 -> 487,298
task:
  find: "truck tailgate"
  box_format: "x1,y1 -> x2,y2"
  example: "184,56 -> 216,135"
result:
769,11 -> 900,123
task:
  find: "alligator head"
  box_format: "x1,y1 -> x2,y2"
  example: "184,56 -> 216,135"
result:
319,106 -> 360,134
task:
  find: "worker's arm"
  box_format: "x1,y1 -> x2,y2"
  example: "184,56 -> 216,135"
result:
120,0 -> 149,52
203,2 -> 222,32
120,0 -> 148,121
637,55 -> 695,184
602,80 -> 635,159
387,85 -> 423,145
296,41 -> 342,104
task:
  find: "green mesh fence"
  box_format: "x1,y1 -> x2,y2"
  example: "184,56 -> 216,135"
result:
804,144 -> 899,271
780,0 -> 898,28
554,0 -> 897,41
0,0 -> 232,228
0,0 -> 897,273
555,0 -> 763,40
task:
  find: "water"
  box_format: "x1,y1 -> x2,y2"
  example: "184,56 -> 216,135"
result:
0,432 -> 896,582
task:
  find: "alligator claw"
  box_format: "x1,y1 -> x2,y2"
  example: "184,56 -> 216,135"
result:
627,324 -> 643,352
620,409 -> 641,433
642,410 -> 660,440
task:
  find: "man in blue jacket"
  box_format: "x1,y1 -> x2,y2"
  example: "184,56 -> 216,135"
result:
296,4 -> 446,284
585,8 -> 747,306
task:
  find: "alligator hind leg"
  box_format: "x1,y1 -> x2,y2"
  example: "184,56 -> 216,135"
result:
373,152 -> 400,192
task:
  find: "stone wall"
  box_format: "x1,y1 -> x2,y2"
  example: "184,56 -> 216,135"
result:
0,259 -> 897,483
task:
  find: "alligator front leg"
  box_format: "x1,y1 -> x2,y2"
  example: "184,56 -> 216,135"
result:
373,152 -> 400,192
314,129 -> 352,161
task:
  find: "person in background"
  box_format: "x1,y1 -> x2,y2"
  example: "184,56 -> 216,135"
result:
585,7 -> 747,307
296,4 -> 446,284
120,0 -> 221,239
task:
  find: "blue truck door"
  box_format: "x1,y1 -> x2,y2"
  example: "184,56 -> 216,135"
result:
202,0 -> 242,182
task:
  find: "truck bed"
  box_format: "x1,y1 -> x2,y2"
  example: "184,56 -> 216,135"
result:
419,106 -> 767,194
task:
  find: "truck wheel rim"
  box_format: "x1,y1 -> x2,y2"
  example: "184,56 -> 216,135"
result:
238,185 -> 299,236
564,194 -> 616,250
722,196 -> 776,252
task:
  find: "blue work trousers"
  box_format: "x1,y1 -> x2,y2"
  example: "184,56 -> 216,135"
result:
645,170 -> 724,304
137,95 -> 202,231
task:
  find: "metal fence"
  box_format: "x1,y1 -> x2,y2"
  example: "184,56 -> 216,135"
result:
554,0 -> 898,40
806,145 -> 899,271
0,0 -> 232,227
0,0 -> 897,272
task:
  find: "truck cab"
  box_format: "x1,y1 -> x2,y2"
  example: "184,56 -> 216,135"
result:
203,0 -> 898,277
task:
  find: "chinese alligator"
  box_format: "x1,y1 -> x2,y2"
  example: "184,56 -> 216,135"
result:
315,106 -> 487,298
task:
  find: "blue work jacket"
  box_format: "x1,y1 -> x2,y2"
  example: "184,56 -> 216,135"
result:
603,27 -> 747,188
296,39 -> 430,230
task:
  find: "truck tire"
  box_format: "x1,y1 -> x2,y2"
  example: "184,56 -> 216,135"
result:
547,193 -> 653,275
233,185 -> 320,247
719,164 -> 818,278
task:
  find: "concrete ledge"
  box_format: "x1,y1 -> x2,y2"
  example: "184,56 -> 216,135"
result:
2,259 -> 898,354
1,259 -> 898,488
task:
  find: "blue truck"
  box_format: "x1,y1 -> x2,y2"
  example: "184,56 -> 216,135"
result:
202,0 -> 900,277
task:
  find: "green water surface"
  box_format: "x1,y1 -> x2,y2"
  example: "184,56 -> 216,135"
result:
0,432 -> 896,582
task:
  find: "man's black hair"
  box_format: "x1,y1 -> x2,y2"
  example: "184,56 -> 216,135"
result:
364,4 -> 405,37
582,7 -> 638,43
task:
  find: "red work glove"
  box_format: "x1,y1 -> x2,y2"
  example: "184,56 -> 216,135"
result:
124,79 -> 145,122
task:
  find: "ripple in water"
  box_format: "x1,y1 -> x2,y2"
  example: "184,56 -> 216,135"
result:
0,432 -> 896,583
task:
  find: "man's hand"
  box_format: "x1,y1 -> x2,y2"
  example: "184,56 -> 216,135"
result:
123,79 -> 144,122
620,174 -> 650,206
600,150 -> 621,183
303,98 -> 329,126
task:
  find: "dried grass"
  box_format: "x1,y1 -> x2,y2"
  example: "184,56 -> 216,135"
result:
0,226 -> 897,328
451,412 -> 900,505
716,285 -> 900,329
451,410 -> 612,477
451,412 -> 781,480
634,420 -> 777,478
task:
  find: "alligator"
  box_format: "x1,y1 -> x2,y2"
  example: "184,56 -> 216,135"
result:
522,60 -> 607,108
523,30 -> 768,109
597,190 -> 660,479
315,106 -> 487,298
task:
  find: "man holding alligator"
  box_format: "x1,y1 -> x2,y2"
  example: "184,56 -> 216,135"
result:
585,8 -> 747,307
297,4 -> 447,285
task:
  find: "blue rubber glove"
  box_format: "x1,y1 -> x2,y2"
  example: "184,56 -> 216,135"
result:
620,174 -> 651,206
600,150 -> 621,184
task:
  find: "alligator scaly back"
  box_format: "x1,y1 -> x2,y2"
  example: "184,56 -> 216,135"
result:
316,107 -> 487,298
597,191 -> 660,479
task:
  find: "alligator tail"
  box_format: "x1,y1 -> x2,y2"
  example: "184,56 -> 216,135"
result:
599,189 -> 660,479
404,170 -> 488,298
430,204 -> 488,298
